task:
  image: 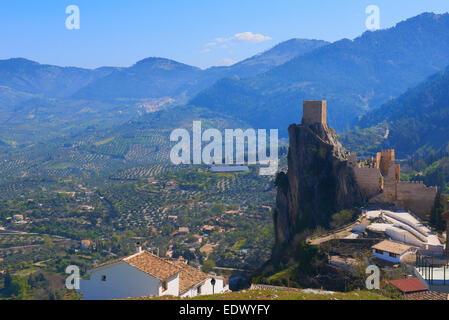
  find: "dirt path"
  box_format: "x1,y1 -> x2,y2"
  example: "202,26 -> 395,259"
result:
307,218 -> 366,245
308,226 -> 354,245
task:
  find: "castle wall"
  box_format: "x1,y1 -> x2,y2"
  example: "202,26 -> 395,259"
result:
395,181 -> 438,219
299,100 -> 437,221
378,150 -> 395,176
382,164 -> 399,202
352,166 -> 382,198
351,153 -> 437,219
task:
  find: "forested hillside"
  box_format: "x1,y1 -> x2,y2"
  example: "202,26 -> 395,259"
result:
191,13 -> 449,133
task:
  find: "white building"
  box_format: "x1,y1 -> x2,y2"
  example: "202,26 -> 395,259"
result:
168,259 -> 227,298
79,248 -> 228,300
372,240 -> 416,263
365,210 -> 443,253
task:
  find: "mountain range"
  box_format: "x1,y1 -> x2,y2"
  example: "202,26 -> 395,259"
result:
2,12 -> 449,155
190,12 -> 449,133
0,39 -> 328,107
0,58 -> 118,106
71,39 -> 329,102
0,38 -> 328,144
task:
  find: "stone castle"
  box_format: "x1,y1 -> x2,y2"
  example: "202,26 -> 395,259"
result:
302,100 -> 438,218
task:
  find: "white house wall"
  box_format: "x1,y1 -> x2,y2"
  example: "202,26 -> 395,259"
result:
159,273 -> 180,297
373,249 -> 410,263
180,278 -> 227,298
201,278 -> 225,295
79,262 -> 169,300
180,286 -> 201,298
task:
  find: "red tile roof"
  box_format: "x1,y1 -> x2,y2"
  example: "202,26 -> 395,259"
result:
92,251 -> 180,281
388,278 -> 428,293
125,251 -> 180,281
406,291 -> 448,300
372,240 -> 413,255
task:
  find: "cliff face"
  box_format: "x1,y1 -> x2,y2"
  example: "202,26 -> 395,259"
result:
273,122 -> 363,253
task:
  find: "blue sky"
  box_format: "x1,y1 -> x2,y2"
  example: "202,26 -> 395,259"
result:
1,0 -> 449,69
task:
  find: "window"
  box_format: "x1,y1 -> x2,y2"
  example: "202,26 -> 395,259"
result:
389,252 -> 397,258
162,280 -> 168,291
375,249 -> 383,255
197,286 -> 202,295
101,275 -> 106,282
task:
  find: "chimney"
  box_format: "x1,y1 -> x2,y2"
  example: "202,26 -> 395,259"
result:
135,242 -> 142,254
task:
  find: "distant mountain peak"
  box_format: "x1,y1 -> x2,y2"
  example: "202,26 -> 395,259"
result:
133,57 -> 199,71
0,57 -> 40,66
190,11 -> 449,134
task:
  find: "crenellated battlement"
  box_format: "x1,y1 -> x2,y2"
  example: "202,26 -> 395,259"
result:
398,180 -> 438,190
349,149 -> 437,218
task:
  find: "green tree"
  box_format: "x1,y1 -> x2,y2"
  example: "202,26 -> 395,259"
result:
430,191 -> 445,232
211,203 -> 225,215
49,289 -> 63,300
330,210 -> 355,229
3,271 -> 12,292
202,259 -> 216,273
9,276 -> 32,299
43,234 -> 53,248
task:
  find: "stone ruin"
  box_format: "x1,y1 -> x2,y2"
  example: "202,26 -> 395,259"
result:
301,99 -> 438,219
348,150 -> 438,218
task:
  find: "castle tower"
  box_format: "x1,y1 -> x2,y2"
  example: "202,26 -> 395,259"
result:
376,149 -> 395,177
302,100 -> 327,126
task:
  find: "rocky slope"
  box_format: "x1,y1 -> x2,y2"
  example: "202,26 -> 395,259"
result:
273,122 -> 363,255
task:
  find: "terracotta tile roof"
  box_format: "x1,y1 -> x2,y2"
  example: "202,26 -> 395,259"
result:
92,251 -> 180,281
93,257 -> 123,269
388,277 -> 428,293
406,291 -> 448,300
178,227 -> 190,233
372,240 -> 413,255
170,227 -> 190,237
81,240 -> 91,246
125,251 -> 180,280
202,225 -> 215,231
168,259 -> 209,295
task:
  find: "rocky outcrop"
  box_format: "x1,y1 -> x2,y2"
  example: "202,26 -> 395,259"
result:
273,122 -> 363,254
